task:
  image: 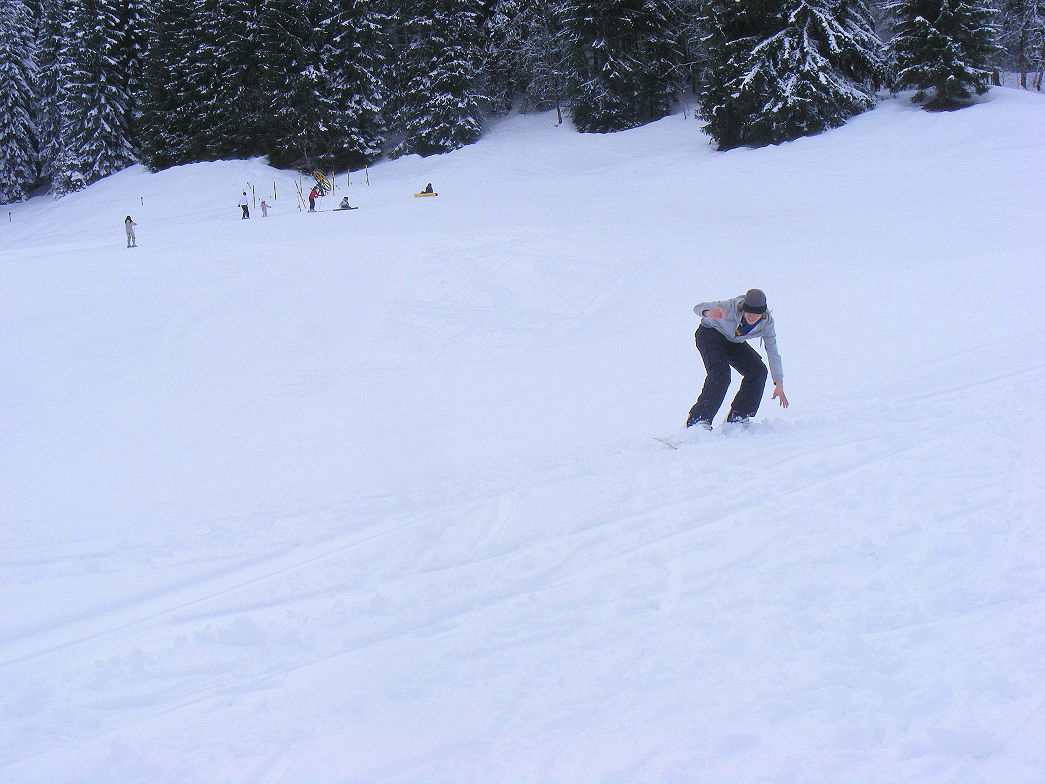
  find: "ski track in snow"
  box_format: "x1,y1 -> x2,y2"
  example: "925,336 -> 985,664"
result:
2,91 -> 1044,782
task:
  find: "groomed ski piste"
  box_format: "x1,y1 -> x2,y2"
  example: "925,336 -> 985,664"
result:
2,88 -> 1043,783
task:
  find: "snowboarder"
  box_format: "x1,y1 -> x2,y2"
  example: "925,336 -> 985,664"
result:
239,192 -> 250,219
124,216 -> 137,248
421,183 -> 434,194
687,288 -> 788,429
308,186 -> 320,212
260,199 -> 269,217
336,196 -> 353,210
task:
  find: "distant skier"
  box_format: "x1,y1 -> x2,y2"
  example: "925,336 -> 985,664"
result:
687,288 -> 788,429
308,186 -> 320,212
124,216 -> 137,248
260,199 -> 269,217
239,192 -> 250,219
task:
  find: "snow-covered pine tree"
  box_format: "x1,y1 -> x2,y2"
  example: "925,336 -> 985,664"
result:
867,0 -> 897,39
274,0 -> 389,171
1033,1 -> 1045,87
483,0 -> 524,115
837,0 -> 893,85
254,0 -> 314,167
697,0 -> 781,149
699,0 -> 885,149
34,0 -> 63,183
391,0 -> 485,157
180,0 -> 262,162
51,0 -> 139,194
998,0 -> 1045,87
254,0 -> 387,172
673,0 -> 707,97
327,0 -> 390,168
117,0 -> 146,142
561,0 -> 684,133
138,0 -> 197,169
0,0 -> 39,203
889,0 -> 998,108
742,0 -> 886,146
500,0 -> 571,120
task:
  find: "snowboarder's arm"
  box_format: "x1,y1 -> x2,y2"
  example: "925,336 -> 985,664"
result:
762,321 -> 783,384
693,300 -> 730,318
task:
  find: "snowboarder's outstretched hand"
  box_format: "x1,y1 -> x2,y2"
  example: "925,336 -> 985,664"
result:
705,307 -> 726,319
772,382 -> 789,408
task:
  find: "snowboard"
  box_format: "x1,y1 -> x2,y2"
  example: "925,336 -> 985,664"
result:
653,435 -> 680,450
654,419 -> 753,448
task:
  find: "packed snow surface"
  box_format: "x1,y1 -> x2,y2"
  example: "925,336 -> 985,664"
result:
2,89 -> 1044,783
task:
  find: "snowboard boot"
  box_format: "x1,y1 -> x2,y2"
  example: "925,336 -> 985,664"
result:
686,415 -> 713,431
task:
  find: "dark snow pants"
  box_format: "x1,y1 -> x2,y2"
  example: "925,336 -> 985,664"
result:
687,325 -> 768,425
241,205 -> 249,219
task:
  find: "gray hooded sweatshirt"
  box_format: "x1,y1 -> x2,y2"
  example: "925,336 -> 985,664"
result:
693,295 -> 783,383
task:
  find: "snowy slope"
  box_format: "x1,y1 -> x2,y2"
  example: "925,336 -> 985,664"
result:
2,89 -> 1044,783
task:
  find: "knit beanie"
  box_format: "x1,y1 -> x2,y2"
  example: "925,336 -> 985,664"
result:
741,288 -> 767,314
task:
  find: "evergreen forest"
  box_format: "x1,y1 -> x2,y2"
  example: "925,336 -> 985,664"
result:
1,0 -> 1043,203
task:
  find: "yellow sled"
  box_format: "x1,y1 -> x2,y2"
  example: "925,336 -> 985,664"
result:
313,171 -> 332,191
414,191 -> 438,197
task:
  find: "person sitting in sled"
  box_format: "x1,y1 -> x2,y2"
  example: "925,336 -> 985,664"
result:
421,183 -> 434,194
687,288 -> 788,429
